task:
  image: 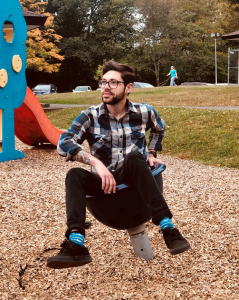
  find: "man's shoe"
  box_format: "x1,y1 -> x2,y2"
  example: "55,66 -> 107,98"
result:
161,228 -> 191,255
47,240 -> 92,269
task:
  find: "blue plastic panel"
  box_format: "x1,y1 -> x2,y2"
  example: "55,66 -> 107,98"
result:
0,0 -> 27,161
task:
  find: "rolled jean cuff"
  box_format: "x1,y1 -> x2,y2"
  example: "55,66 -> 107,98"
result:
152,208 -> 173,225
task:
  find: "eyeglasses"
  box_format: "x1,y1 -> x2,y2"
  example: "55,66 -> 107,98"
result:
98,80 -> 124,89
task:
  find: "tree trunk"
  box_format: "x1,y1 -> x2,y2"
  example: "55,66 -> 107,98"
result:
153,59 -> 160,87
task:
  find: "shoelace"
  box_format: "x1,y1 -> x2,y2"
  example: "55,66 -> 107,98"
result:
60,239 -> 68,248
59,239 -> 69,253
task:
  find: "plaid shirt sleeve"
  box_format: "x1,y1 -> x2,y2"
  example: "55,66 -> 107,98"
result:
148,106 -> 165,151
57,110 -> 91,157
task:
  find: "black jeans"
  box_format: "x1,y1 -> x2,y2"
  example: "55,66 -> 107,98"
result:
65,151 -> 172,238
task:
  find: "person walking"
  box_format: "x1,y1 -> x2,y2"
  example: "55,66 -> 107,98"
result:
167,66 -> 178,86
47,61 -> 190,269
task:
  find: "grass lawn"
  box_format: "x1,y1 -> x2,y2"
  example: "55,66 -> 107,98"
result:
46,106 -> 239,169
39,85 -> 239,107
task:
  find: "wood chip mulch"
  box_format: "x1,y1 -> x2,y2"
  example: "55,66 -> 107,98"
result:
0,139 -> 238,300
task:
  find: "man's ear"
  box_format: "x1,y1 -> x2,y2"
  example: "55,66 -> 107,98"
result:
125,83 -> 134,94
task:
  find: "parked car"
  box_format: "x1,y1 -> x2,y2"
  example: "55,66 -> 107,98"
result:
32,84 -> 57,95
72,86 -> 92,92
133,82 -> 154,88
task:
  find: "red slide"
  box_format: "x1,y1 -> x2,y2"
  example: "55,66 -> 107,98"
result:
14,87 -> 64,146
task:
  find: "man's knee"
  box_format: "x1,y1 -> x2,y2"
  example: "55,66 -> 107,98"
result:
66,167 -> 87,182
124,151 -> 145,165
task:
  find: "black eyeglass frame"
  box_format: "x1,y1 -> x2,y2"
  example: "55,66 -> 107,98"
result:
98,80 -> 125,89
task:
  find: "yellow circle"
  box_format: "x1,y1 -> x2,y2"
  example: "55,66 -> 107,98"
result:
12,55 -> 22,73
0,69 -> 8,88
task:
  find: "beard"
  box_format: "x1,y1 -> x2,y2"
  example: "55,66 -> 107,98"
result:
101,89 -> 125,105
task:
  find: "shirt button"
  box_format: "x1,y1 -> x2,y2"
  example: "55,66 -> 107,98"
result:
120,135 -> 122,138
120,150 -> 122,153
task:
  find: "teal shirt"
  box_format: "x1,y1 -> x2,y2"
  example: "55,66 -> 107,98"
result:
170,69 -> 177,77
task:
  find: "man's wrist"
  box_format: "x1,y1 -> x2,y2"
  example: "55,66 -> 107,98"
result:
149,150 -> 157,158
90,155 -> 102,167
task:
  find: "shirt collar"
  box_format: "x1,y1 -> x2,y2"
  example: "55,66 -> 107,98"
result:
99,99 -> 137,118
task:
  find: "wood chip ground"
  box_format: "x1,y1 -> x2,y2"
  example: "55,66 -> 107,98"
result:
0,139 -> 238,299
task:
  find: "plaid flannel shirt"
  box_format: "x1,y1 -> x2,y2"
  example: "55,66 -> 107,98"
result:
57,100 -> 165,172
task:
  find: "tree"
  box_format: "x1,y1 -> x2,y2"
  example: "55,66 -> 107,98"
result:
131,0 -> 181,86
20,0 -> 46,13
47,0 -> 136,91
20,0 -> 64,77
130,0 -> 236,85
175,0 -> 235,83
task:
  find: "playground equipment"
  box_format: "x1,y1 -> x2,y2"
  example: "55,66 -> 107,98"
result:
86,164 -> 166,261
0,0 -> 27,162
0,1 -> 57,162
15,87 -> 63,146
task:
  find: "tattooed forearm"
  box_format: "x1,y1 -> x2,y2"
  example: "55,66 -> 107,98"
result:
72,151 -> 91,165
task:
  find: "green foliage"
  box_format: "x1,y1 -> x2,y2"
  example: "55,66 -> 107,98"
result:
45,107 -> 90,129
43,86 -> 239,168
46,0 -> 136,91
38,85 -> 239,107
23,0 -> 239,91
20,0 -> 64,74
159,108 -> 239,169
20,0 -> 46,13
130,0 -> 236,86
45,105 -> 239,169
94,59 -> 115,80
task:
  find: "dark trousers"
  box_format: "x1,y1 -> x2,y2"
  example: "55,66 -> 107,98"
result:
65,151 -> 172,238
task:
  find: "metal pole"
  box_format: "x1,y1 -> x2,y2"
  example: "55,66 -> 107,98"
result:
215,38 -> 217,85
127,224 -> 154,261
238,50 -> 239,85
228,48 -> 230,85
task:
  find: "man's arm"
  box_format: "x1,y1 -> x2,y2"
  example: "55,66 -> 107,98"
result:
148,106 -> 165,166
57,109 -> 91,158
148,107 -> 165,151
69,150 -> 116,194
59,109 -> 116,194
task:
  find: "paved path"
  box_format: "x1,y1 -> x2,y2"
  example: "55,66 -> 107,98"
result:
161,106 -> 239,110
42,103 -> 89,111
42,103 -> 239,111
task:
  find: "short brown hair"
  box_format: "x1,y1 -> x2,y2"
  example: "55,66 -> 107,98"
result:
103,61 -> 135,86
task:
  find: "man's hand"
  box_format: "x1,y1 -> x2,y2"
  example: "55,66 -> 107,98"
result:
148,153 -> 163,168
91,158 -> 116,194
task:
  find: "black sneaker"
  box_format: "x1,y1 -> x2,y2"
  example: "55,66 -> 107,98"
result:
161,228 -> 191,255
47,240 -> 92,269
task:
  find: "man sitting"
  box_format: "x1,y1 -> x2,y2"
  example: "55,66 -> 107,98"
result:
47,61 -> 190,269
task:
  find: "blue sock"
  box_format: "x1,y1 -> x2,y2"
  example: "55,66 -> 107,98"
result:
159,217 -> 174,230
69,232 -> 85,247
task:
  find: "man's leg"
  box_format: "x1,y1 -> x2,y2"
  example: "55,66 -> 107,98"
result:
114,151 -> 190,255
65,168 -> 102,238
114,151 -> 172,225
47,168 -> 102,269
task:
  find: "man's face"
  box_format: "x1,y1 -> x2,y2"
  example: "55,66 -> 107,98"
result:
101,71 -> 127,105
